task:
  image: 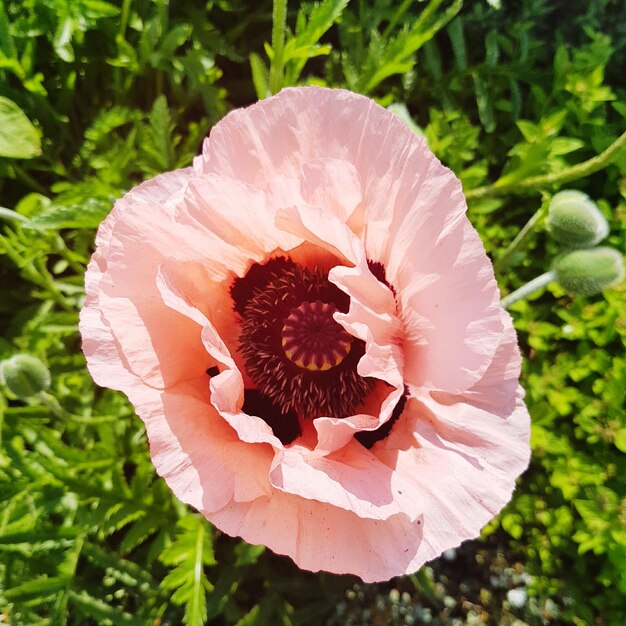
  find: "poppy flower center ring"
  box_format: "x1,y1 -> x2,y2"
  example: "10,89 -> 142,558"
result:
281,300 -> 352,371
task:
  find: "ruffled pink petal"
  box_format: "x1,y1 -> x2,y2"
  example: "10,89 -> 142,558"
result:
183,173 -> 302,260
398,221 -> 503,394
155,263 -> 285,450
199,88 -> 502,395
269,439 -> 422,522
416,309 -> 530,473
136,380 -> 273,513
313,374 -> 405,457
372,315 -> 530,568
373,392 -> 529,570
299,158 -> 362,223
83,169 -> 230,390
209,490 -> 423,582
82,265 -> 273,514
82,88 -> 530,583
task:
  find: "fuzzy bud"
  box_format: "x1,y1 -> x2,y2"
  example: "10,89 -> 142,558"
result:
546,190 -> 609,248
0,354 -> 51,399
554,247 -> 624,296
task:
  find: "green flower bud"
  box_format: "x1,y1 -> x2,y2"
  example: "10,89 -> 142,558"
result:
0,354 -> 51,399
546,190 -> 609,248
554,247 -> 624,296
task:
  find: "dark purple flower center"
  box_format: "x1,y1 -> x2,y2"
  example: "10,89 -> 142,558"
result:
226,256 -> 403,447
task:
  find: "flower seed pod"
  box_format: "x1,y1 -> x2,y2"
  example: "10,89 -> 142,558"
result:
554,247 -> 624,296
546,190 -> 609,248
0,354 -> 51,399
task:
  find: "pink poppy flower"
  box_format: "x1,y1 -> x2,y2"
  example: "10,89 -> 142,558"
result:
80,87 -> 530,582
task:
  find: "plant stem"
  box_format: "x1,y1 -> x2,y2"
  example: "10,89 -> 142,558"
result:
0,207 -> 29,223
120,0 -> 132,38
12,164 -> 48,194
383,0 -> 413,38
495,195 -> 549,274
467,130 -> 626,200
269,0 -> 287,94
501,271 -> 555,309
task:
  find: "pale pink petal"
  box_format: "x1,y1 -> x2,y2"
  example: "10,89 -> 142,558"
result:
135,380 -> 273,513
374,393 -> 529,570
82,265 -> 273,514
155,263 -> 285,450
313,379 -> 404,456
199,88 -> 502,394
82,88 -> 530,583
269,439 -> 422,522
299,158 -> 362,223
398,221 -> 503,393
209,491 -> 423,582
372,318 -> 530,568
183,174 -> 302,259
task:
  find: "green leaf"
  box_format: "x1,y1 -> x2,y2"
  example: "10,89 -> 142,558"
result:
0,97 -> 42,159
26,180 -> 120,230
358,0 -> 462,93
4,576 -> 68,602
473,73 -> 495,133
68,590 -> 135,625
139,96 -> 176,173
283,0 -> 349,84
0,0 -> 17,59
26,197 -> 114,230
447,15 -> 466,70
160,515 -> 215,626
82,541 -> 155,588
250,53 -> 270,99
614,428 -> 626,452
235,604 -> 261,626
119,512 -> 162,553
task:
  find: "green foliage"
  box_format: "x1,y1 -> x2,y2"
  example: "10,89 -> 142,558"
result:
0,97 -> 41,159
160,515 -> 216,625
1,0 -> 626,624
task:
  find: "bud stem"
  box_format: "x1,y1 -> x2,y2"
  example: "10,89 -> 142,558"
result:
495,195 -> 549,274
467,130 -> 626,200
501,271 -> 555,309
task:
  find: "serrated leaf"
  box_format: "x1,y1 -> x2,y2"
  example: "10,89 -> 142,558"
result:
119,513 -> 161,553
358,0 -> 462,93
283,0 -> 349,84
0,97 -> 42,159
160,515 -> 215,626
4,576 -> 68,602
68,590 -> 135,625
0,527 -> 80,547
26,197 -> 113,230
25,180 -> 120,230
250,53 -> 270,99
235,604 -> 261,626
82,541 -> 155,588
139,95 -> 176,173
